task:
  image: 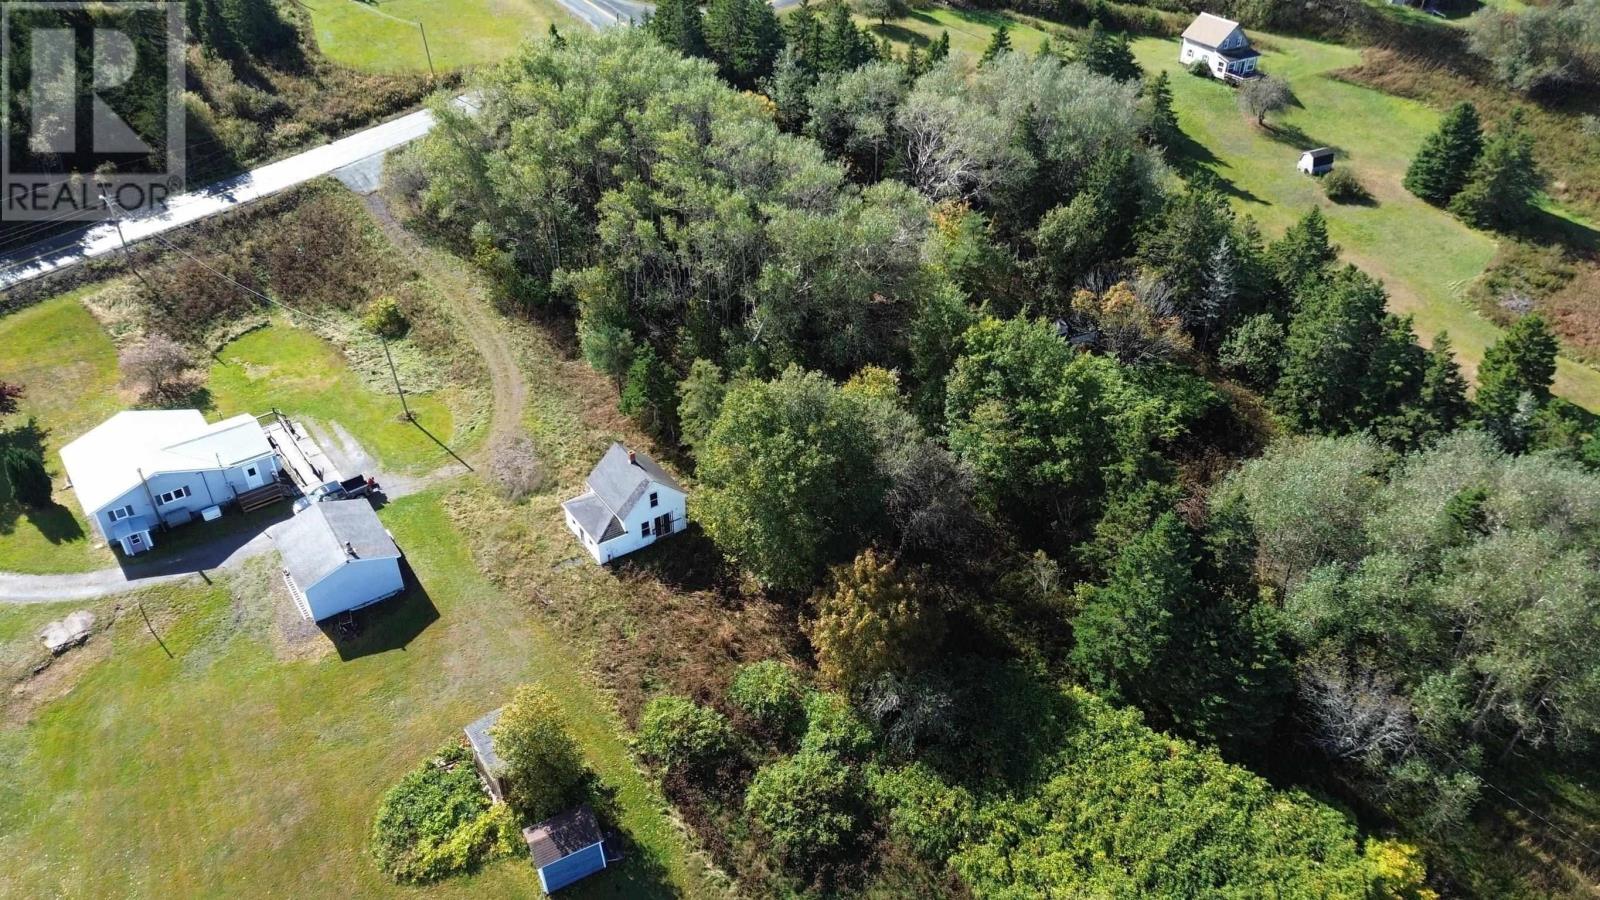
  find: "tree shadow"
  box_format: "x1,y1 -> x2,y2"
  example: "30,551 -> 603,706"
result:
325,557 -> 440,660
1514,206 -> 1600,254
868,23 -> 934,48
563,776 -> 682,899
1260,122 -> 1345,157
613,525 -> 738,595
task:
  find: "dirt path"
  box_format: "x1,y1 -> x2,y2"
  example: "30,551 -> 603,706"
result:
361,192 -> 528,462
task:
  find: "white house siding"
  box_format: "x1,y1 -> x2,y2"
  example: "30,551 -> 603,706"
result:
570,484 -> 688,564
1179,30 -> 1258,80
93,456 -> 280,538
303,556 -> 405,621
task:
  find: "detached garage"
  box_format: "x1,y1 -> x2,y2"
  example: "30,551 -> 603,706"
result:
278,499 -> 404,621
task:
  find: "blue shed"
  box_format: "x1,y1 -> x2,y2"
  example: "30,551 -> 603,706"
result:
525,805 -> 608,893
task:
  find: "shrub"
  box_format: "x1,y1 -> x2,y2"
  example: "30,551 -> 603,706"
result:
744,750 -> 863,872
2,445 -> 52,508
492,685 -> 587,819
362,295 -> 409,340
799,691 -> 874,759
635,695 -> 736,776
1322,168 -> 1370,204
1188,59 -> 1212,78
370,742 -> 521,883
808,549 -> 945,691
868,762 -> 975,861
728,660 -> 806,737
487,435 -> 546,502
119,333 -> 195,402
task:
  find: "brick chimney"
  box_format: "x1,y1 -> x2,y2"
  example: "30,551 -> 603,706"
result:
628,450 -> 637,465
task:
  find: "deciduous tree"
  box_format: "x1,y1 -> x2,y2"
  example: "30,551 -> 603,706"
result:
808,549 -> 945,691
492,685 -> 587,819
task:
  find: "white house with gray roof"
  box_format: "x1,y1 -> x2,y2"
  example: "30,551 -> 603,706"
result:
562,443 -> 686,564
59,409 -> 281,556
1180,13 -> 1260,82
277,499 -> 403,621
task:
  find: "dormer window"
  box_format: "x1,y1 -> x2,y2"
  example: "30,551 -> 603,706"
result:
649,492 -> 659,508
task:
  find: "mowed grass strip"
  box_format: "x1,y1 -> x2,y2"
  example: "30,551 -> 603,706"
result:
0,490 -> 714,899
855,5 -> 1059,57
300,0 -> 577,73
0,294 -> 120,574
1130,32 -> 1600,410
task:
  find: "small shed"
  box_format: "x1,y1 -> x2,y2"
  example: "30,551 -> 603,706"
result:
464,707 -> 509,803
1298,147 -> 1335,175
278,499 -> 404,621
524,805 -> 608,894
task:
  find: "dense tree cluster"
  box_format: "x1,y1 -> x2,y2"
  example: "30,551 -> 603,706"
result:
409,28 -> 1600,898
1405,102 -> 1544,233
1469,0 -> 1600,97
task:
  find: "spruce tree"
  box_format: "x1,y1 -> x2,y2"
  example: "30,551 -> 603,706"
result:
705,0 -> 784,89
620,345 -> 678,438
1403,101 -> 1482,206
1475,313 -> 1558,449
1449,109 -> 1543,231
1415,332 -> 1471,442
2,445 -> 52,508
1267,207 -> 1337,299
647,0 -> 708,59
928,30 -> 950,65
785,0 -> 825,69
818,0 -> 873,73
980,24 -> 1012,64
1141,70 -> 1179,150
1273,266 -> 1391,434
1078,20 -> 1141,82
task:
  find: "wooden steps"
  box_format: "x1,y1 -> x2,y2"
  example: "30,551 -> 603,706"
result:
237,481 -> 290,513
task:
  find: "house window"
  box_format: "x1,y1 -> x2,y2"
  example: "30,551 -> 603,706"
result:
641,520 -> 652,537
157,485 -> 191,506
649,492 -> 659,508
108,504 -> 135,521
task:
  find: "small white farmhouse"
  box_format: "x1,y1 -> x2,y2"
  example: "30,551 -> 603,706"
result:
1180,13 -> 1260,82
277,498 -> 404,621
59,409 -> 282,556
562,443 -> 686,564
1298,147 -> 1335,175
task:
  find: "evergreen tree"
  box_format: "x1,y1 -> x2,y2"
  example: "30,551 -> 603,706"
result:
818,0 -> 874,73
980,24 -> 1012,64
647,0 -> 708,59
1475,313 -> 1558,450
620,345 -> 678,438
1077,20 -> 1141,82
1266,207 -> 1337,299
1274,267 -> 1397,434
187,0 -> 289,59
549,22 -> 566,48
1449,109 -> 1543,231
785,0 -> 826,70
2,445 -> 51,508
705,0 -> 784,88
766,47 -> 814,130
1403,101 -> 1482,206
1414,332 -> 1471,443
903,43 -> 926,78
1140,70 -> 1180,150
677,358 -> 728,452
927,30 -> 950,65
1035,36 -> 1055,60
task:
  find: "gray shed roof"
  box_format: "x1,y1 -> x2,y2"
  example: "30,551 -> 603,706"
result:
524,805 -> 603,868
464,707 -> 505,778
562,491 -> 621,545
1182,12 -> 1243,48
278,499 -> 399,590
587,443 -> 681,520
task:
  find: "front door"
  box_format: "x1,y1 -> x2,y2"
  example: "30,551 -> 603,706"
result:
654,513 -> 673,536
245,464 -> 264,489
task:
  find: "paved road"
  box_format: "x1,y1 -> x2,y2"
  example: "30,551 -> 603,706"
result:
0,98 -> 477,292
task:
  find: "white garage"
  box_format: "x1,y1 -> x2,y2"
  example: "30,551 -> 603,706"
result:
277,499 -> 404,621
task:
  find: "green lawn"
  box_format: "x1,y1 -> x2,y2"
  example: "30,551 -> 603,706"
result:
856,6 -> 1059,58
1130,33 -> 1600,410
0,489 -> 713,899
0,295 -> 120,574
208,322 -> 459,475
300,0 -> 576,73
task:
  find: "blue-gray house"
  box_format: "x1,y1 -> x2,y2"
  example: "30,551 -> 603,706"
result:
524,805 -> 608,893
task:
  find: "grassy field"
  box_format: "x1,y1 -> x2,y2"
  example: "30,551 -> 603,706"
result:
208,322 -> 458,474
0,295 -> 122,574
300,0 -> 575,73
1129,33 -> 1600,410
855,5 -> 1059,57
0,489 -> 715,899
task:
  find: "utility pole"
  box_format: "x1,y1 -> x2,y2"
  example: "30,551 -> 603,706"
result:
418,22 -> 436,80
381,336 -> 413,421
100,190 -> 149,290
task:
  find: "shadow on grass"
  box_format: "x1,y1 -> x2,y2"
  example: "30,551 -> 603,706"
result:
571,776 -> 682,900
1165,133 -> 1269,206
1516,206 -> 1600,254
325,557 -> 440,660
613,525 -> 740,596
0,418 -> 84,542
869,22 -> 934,48
1260,121 -> 1345,157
